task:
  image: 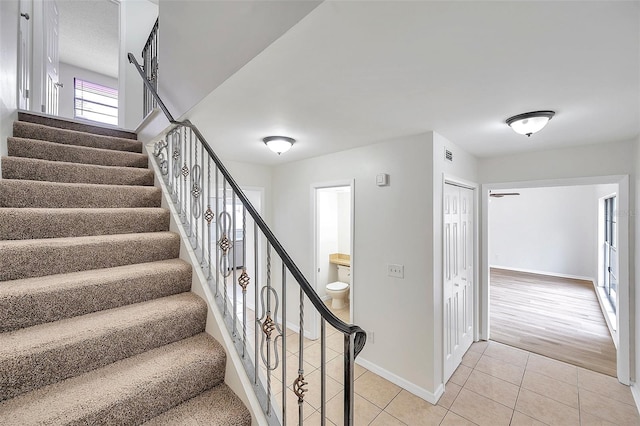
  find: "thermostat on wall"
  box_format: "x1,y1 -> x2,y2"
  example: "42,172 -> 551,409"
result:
376,173 -> 389,186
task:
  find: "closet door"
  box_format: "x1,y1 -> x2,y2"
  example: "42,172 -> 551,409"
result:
443,184 -> 474,382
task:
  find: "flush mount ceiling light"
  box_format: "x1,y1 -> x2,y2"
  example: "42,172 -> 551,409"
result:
263,136 -> 296,155
506,111 -> 555,137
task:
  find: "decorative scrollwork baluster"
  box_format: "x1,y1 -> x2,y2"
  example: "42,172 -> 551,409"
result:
256,244 -> 284,416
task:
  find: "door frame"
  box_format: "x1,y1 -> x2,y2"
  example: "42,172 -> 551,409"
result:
311,179 -> 355,340
480,175 -> 630,384
442,174 -> 479,383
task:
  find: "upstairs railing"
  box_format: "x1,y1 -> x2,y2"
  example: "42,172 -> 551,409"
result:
128,53 -> 366,425
141,18 -> 159,118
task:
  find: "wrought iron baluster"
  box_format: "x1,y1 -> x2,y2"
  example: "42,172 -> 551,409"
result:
215,164 -> 220,297
254,221 -> 259,385
257,244 -> 284,417
191,130 -> 202,249
205,156 -> 213,279
238,205 -> 249,356
281,263 -> 287,425
294,287 -> 307,423
232,192 -> 238,337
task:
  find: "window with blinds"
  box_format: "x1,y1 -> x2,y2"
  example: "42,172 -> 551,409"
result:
74,78 -> 118,125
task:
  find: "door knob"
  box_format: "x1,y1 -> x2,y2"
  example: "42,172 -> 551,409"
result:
55,82 -> 64,88
454,283 -> 460,287
21,13 -> 30,20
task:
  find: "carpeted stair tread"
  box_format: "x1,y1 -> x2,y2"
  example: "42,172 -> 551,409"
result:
8,137 -> 148,168
0,333 -> 226,425
0,259 -> 192,331
0,232 -> 180,281
1,156 -> 155,186
144,384 -> 252,425
18,111 -> 138,140
13,121 -> 142,152
0,179 -> 161,208
0,292 -> 207,401
0,207 -> 169,240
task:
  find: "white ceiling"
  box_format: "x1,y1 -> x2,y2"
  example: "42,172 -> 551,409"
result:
58,0 -> 119,78
189,1 -> 640,166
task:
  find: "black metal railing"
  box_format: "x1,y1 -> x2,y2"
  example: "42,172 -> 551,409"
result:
128,53 -> 366,425
141,18 -> 159,118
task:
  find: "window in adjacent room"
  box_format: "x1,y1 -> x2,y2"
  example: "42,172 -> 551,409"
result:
74,78 -> 118,125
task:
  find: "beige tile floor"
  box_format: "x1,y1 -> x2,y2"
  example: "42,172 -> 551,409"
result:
226,293 -> 639,425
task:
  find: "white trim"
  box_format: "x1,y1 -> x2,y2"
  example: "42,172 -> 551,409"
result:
135,107 -> 161,133
481,175 -> 631,385
441,174 -> 479,388
489,265 -> 594,283
595,286 -> 618,343
311,179 -> 355,340
631,383 -> 640,416
356,356 -> 444,404
147,147 -> 267,425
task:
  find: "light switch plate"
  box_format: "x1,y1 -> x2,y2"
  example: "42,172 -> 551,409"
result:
376,173 -> 389,186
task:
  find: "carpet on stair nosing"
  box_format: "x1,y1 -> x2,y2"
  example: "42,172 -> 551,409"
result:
0,334 -> 226,425
0,259 -> 193,332
0,179 -> 161,209
17,112 -> 138,140
0,156 -> 155,186
143,384 -> 252,426
0,231 -> 180,281
8,137 -> 149,168
13,121 -> 142,152
0,207 -> 169,240
0,293 -> 207,401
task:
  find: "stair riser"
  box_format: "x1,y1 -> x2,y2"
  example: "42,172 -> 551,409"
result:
0,180 -> 161,209
0,208 -> 170,240
0,234 -> 180,281
1,156 -> 155,186
0,300 -> 207,401
13,121 -> 142,152
0,262 -> 192,332
8,137 -> 148,168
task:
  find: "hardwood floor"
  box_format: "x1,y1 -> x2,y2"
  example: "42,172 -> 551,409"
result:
490,268 -> 617,377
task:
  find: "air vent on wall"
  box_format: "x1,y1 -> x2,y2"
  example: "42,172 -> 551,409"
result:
445,149 -> 453,162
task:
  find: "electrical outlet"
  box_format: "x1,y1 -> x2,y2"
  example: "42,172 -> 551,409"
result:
388,264 -> 404,278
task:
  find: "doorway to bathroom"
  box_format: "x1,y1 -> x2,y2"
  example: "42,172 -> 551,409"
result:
314,182 -> 354,325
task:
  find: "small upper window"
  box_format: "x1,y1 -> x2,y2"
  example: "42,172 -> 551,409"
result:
74,78 -> 118,126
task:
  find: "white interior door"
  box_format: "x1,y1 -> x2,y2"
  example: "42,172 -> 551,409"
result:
18,0 -> 33,110
43,0 -> 59,115
443,184 -> 474,382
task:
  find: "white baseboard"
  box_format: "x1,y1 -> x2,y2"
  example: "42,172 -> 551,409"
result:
356,357 -> 444,405
631,383 -> 640,416
490,265 -> 594,282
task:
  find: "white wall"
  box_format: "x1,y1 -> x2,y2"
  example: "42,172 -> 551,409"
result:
337,191 -> 351,254
157,0 -> 321,120
317,189 -> 339,298
272,132 -> 471,401
119,0 -> 158,130
58,62 -> 118,121
430,132 -> 479,394
0,0 -> 19,177
489,185 -> 601,280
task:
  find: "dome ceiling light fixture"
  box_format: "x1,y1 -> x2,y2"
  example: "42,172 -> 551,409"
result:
506,110 -> 556,137
263,136 -> 296,155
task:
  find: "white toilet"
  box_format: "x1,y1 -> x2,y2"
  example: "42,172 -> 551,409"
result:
326,264 -> 350,309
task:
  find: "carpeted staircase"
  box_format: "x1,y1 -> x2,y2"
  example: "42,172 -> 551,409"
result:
0,113 -> 252,425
